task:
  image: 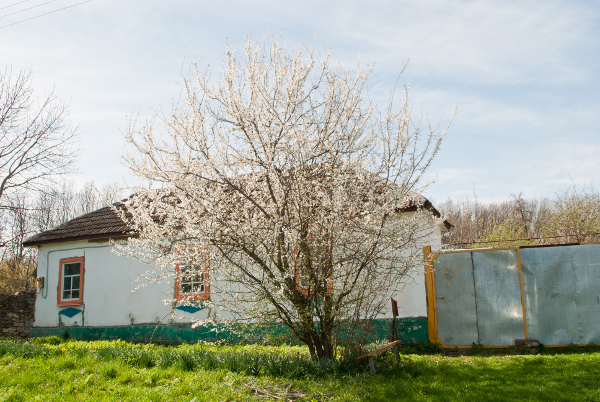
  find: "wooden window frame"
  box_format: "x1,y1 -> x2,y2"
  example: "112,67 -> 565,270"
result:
174,250 -> 210,301
57,257 -> 84,306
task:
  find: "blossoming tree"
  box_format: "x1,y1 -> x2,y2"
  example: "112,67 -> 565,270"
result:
118,35 -> 450,358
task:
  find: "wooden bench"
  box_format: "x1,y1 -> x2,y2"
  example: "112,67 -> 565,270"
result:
356,340 -> 401,375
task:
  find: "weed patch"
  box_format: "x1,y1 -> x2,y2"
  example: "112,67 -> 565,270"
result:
1,338 -> 600,401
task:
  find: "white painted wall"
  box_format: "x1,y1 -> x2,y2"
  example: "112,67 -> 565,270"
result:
386,212 -> 444,318
32,215 -> 443,328
33,240 -> 211,328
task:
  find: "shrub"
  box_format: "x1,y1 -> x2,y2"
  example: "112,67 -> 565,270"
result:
31,336 -> 63,346
401,341 -> 441,355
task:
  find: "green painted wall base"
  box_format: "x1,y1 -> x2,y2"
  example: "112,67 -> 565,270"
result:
30,317 -> 428,344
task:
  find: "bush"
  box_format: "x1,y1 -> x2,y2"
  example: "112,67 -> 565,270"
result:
31,336 -> 63,346
401,341 -> 441,355
0,340 -> 61,358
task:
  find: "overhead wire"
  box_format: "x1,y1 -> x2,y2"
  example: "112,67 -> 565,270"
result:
0,0 -> 34,11
0,0 -> 58,19
0,0 -> 93,29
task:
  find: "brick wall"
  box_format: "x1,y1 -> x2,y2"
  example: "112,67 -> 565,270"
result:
0,291 -> 35,338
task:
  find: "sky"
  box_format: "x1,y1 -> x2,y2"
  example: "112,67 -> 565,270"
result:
1,0 -> 599,204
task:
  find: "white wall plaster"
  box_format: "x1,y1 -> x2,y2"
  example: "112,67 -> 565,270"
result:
33,214 -> 443,327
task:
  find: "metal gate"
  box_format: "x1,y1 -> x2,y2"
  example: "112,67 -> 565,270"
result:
425,243 -> 600,347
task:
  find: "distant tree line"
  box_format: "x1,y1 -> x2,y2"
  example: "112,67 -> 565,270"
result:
4,182 -> 598,293
0,181 -> 124,294
437,185 -> 600,248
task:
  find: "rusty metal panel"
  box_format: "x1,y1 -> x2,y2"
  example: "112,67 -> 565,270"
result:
472,249 -> 525,346
433,252 -> 478,346
521,244 -> 600,345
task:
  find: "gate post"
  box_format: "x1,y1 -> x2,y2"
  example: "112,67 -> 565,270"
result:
423,246 -> 439,344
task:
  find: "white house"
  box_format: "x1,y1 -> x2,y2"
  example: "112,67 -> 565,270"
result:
24,199 -> 449,343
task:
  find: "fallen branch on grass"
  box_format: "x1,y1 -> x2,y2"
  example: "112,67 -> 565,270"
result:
245,382 -> 312,400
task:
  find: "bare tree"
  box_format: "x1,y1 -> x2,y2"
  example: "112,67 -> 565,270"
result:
97,182 -> 124,207
31,180 -> 125,232
117,35 -> 449,358
439,197 -> 545,248
32,186 -> 58,233
0,68 -> 79,207
540,185 -> 600,244
437,187 -> 600,248
0,190 -> 36,292
0,180 -> 125,293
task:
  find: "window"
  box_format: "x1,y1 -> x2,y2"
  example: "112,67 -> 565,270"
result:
58,257 -> 84,306
175,260 -> 209,300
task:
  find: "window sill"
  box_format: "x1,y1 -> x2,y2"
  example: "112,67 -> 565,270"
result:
57,300 -> 83,307
175,293 -> 210,301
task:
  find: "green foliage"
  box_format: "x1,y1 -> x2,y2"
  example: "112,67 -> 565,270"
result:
31,336 -> 63,346
0,258 -> 36,294
469,342 -> 486,355
100,366 -> 118,379
478,217 -> 536,248
148,344 -> 364,377
1,339 -> 364,379
2,339 -> 600,401
0,340 -> 600,402
469,186 -> 600,248
0,340 -> 63,358
401,341 -> 442,355
540,186 -> 600,243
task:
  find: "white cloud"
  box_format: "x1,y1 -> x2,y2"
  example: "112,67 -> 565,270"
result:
309,0 -> 598,85
1,0 -> 598,200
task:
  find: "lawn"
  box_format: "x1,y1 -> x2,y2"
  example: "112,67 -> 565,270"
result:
0,338 -> 599,401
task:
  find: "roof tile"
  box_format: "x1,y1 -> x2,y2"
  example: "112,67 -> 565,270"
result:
22,205 -> 132,246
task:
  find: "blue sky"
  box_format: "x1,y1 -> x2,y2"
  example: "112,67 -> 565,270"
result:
2,0 -> 599,204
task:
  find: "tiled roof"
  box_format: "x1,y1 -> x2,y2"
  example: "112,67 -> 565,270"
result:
22,204 -> 133,247
22,189 -> 450,247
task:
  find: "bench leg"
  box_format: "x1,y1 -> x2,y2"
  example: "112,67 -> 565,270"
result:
368,356 -> 376,375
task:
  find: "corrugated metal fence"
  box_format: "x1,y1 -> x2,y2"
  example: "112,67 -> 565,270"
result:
424,243 -> 600,347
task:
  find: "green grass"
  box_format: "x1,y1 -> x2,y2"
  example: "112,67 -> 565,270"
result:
0,338 -> 599,401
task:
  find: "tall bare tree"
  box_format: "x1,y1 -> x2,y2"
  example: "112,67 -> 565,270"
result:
118,35 -> 450,358
0,68 -> 78,293
0,69 -> 79,206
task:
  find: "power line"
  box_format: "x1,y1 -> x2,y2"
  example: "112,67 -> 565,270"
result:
0,0 -> 34,11
0,0 -> 58,19
0,0 -> 93,29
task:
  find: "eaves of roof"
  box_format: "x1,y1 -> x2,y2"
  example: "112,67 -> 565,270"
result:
398,200 -> 453,231
22,205 -> 134,247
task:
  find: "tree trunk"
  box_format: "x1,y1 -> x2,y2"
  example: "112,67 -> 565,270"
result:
301,322 -> 334,359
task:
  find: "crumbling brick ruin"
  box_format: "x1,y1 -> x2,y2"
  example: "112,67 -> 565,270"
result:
0,291 -> 35,338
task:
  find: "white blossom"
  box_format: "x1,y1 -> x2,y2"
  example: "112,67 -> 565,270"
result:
115,34 -> 451,358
